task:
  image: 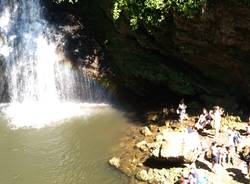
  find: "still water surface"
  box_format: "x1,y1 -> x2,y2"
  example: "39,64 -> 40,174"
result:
0,106 -> 129,184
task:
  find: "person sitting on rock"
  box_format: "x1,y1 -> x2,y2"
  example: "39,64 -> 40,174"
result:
196,108 -> 208,129
177,99 -> 188,123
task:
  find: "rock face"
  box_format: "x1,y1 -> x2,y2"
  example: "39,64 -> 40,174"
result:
46,0 -> 250,108
0,56 -> 8,102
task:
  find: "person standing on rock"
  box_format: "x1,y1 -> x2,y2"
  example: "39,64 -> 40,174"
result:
227,145 -> 235,166
218,144 -> 227,166
213,106 -> 223,136
177,99 -> 188,123
232,128 -> 241,153
227,128 -> 234,147
210,142 -> 219,173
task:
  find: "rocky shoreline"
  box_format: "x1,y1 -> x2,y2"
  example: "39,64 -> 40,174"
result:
109,110 -> 250,184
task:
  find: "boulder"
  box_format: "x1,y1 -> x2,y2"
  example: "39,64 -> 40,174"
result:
148,142 -> 161,158
136,140 -> 148,151
109,157 -> 120,168
149,130 -> 201,162
140,126 -> 152,136
136,169 -> 149,181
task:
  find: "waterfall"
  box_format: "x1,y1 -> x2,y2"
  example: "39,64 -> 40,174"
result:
0,0 -> 107,128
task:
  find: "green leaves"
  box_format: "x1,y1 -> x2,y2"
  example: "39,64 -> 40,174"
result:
144,0 -> 166,10
112,0 -> 206,30
113,0 -> 128,20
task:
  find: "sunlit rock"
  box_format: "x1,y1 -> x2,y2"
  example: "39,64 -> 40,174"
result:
136,169 -> 148,181
136,140 -> 148,152
109,157 -> 120,168
140,126 -> 152,136
149,131 -> 201,162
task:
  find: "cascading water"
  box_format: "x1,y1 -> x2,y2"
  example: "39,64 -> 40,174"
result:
0,0 -> 107,128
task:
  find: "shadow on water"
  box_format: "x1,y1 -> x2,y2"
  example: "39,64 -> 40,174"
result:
226,168 -> 250,184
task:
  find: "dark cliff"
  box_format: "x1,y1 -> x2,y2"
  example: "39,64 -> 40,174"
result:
44,0 -> 250,112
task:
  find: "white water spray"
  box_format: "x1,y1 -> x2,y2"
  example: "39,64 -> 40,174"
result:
0,0 -> 107,128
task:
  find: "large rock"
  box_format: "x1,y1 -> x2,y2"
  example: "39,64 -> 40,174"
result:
148,130 -> 201,162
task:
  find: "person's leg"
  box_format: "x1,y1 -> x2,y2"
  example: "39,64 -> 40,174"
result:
226,154 -> 229,164
212,156 -> 218,173
218,155 -> 221,165
247,162 -> 250,177
211,157 -> 215,168
215,127 -> 219,137
233,139 -> 238,153
230,157 -> 234,166
222,155 -> 226,166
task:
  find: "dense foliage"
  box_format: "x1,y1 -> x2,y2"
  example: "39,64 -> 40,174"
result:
112,0 -> 207,29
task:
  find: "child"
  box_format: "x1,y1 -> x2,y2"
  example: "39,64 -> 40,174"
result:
210,142 -> 219,172
219,144 -> 228,166
232,128 -> 241,152
227,146 -> 235,166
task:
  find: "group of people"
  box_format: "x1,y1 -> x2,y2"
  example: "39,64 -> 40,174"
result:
175,99 -> 250,182
209,141 -> 235,171
209,142 -> 250,177
176,100 -> 224,137
195,106 -> 224,136
208,126 -> 250,172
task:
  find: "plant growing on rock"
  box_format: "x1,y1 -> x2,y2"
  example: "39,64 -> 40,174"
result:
112,0 -> 207,30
